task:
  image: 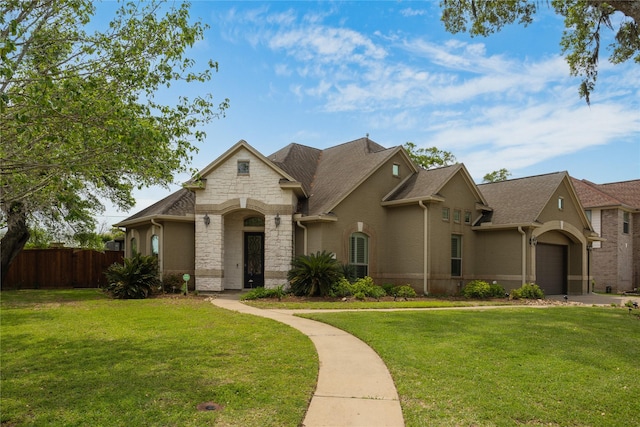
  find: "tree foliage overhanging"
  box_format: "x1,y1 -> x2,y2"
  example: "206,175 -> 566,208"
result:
0,0 -> 229,279
440,0 -> 640,104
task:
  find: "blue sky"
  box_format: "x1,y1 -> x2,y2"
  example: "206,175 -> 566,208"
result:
100,1 -> 639,226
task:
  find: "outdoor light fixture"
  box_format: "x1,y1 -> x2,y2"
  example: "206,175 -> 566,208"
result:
274,213 -> 281,227
203,213 -> 210,226
529,237 -> 537,246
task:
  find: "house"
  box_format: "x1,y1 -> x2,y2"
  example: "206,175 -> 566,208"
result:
572,178 -> 640,293
115,138 -> 599,295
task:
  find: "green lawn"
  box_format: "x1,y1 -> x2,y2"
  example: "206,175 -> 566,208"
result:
301,307 -> 640,427
1,290 -> 318,427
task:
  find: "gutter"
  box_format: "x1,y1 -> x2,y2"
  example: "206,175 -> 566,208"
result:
418,200 -> 429,295
295,218 -> 308,255
517,226 -> 526,286
151,218 -> 163,278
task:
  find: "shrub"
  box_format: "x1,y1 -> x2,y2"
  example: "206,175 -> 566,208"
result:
329,278 -> 353,298
240,286 -> 287,301
462,280 -> 505,298
162,273 -> 183,293
394,285 -> 417,300
103,253 -> 160,299
330,276 -> 387,300
511,283 -> 545,299
288,251 -> 343,297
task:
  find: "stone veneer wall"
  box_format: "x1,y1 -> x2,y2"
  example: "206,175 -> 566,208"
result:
194,146 -> 296,292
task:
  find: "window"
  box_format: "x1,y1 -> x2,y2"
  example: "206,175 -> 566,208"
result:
623,211 -> 630,234
464,211 -> 472,224
451,235 -> 462,277
151,235 -> 159,256
392,164 -> 400,177
350,232 -> 369,278
244,216 -> 264,227
453,209 -> 461,223
585,210 -> 592,222
558,196 -> 564,210
237,160 -> 250,175
130,237 -> 137,255
442,207 -> 450,221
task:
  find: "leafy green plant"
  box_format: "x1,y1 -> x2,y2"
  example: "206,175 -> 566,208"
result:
240,286 -> 287,301
394,285 -> 417,300
462,280 -> 505,298
330,276 -> 387,300
288,251 -> 343,297
102,253 -> 160,299
511,283 -> 545,299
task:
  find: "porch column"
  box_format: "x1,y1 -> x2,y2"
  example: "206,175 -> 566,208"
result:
195,213 -> 224,291
264,213 -> 292,289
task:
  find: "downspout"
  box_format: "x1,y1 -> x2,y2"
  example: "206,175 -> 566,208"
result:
419,201 -> 429,295
517,226 -> 526,286
296,220 -> 308,255
151,219 -> 164,278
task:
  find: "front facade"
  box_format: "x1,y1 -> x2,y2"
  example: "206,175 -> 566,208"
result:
116,138 -> 599,295
572,179 -> 640,292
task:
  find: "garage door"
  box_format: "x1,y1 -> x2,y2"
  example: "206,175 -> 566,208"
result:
536,244 -> 566,295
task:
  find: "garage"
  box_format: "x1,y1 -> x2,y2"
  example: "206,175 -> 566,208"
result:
536,243 -> 566,295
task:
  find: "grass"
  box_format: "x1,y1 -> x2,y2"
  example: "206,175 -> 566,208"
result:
1,290 -> 318,427
300,307 -> 640,427
245,298 -> 512,310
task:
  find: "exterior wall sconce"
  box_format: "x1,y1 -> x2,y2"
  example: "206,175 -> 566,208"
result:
203,213 -> 210,226
529,236 -> 537,246
274,213 -> 280,227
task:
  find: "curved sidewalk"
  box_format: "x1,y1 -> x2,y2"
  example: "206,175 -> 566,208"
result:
210,294 -> 404,427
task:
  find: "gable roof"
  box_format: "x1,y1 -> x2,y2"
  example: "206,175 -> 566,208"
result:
114,188 -> 195,227
307,138 -> 407,215
185,140 -> 301,191
572,178 -> 640,210
478,172 -> 569,225
383,163 -> 488,206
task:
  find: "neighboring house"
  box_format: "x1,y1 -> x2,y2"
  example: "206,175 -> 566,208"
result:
116,138 -> 599,295
572,178 -> 640,293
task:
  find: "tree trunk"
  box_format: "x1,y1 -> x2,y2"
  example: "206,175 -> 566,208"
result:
1,202 -> 30,284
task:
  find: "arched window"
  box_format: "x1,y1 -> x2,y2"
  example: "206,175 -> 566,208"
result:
130,237 -> 137,255
349,232 -> 369,278
151,235 -> 159,256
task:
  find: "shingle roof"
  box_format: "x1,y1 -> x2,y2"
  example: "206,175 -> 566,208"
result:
305,138 -> 397,215
268,143 -> 321,196
478,172 -> 567,225
572,178 -> 640,210
385,164 -> 461,201
115,188 -> 194,226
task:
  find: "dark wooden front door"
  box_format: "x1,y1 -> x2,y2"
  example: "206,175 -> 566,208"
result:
244,232 -> 264,288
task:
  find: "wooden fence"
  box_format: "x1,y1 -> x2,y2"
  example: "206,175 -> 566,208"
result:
2,248 -> 124,289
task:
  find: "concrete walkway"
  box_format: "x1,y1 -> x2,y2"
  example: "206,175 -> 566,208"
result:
210,293 -> 404,427
209,292 -> 640,426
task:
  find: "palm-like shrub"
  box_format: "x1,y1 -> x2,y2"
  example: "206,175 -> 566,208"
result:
288,251 -> 343,297
103,253 -> 160,299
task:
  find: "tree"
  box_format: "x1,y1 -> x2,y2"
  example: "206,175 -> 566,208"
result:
440,0 -> 640,103
1,1 -> 229,281
403,142 -> 457,169
483,168 -> 512,183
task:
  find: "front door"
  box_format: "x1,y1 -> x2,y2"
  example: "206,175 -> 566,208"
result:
244,232 -> 264,288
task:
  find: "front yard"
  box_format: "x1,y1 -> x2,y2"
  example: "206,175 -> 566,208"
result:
0,290 -> 317,427
2,290 -> 638,426
302,307 -> 640,426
